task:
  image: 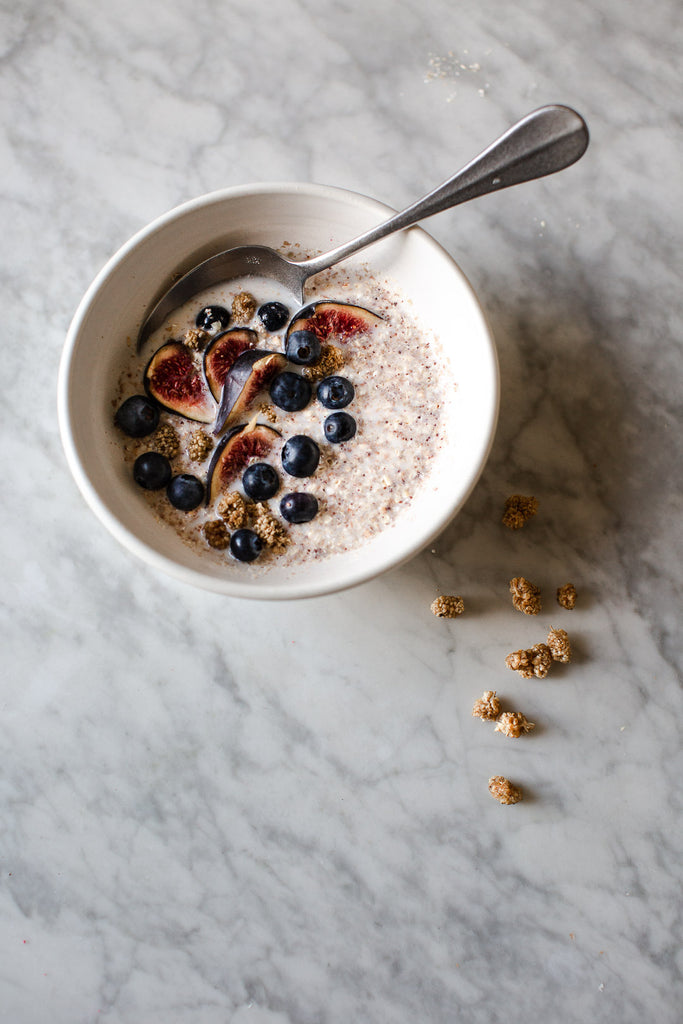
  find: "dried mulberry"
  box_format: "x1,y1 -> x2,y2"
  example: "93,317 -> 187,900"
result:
431,595 -> 465,618
150,423 -> 180,459
302,344 -> 344,381
557,583 -> 577,609
258,402 -> 278,424
203,520 -> 230,550
472,691 -> 501,720
494,712 -> 535,738
231,291 -> 257,323
187,430 -> 214,463
547,627 -> 571,663
488,776 -> 523,804
251,503 -> 289,554
217,491 -> 248,529
509,576 -> 541,615
505,643 -> 552,679
184,327 -> 209,351
502,494 -> 538,529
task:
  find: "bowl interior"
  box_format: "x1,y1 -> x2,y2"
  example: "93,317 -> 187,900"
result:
58,184 -> 498,599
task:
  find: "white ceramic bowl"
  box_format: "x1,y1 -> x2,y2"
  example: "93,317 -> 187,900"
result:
58,183 -> 499,600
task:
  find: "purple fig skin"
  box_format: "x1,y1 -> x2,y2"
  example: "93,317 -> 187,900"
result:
213,350 -> 287,435
144,341 -> 215,423
206,422 -> 282,504
287,301 -> 383,345
203,328 -> 258,401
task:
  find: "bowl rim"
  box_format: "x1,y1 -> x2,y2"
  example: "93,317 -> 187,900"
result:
58,181 -> 499,600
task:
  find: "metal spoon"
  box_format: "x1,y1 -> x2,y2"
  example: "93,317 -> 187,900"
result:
137,104 -> 588,349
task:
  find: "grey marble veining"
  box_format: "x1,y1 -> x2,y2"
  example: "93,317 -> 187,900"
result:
1,0 -> 682,1021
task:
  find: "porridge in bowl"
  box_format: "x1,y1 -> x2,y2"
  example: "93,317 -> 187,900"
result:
113,261 -> 454,571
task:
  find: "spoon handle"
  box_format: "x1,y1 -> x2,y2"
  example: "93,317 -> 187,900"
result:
300,104 -> 588,278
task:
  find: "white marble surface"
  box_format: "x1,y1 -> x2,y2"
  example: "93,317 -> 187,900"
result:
2,0 -> 682,1021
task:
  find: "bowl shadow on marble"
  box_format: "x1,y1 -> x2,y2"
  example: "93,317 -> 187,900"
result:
426,286 -> 626,569
510,783 -> 539,805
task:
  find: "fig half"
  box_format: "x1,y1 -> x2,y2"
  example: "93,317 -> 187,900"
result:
206,421 -> 282,504
213,350 -> 287,435
144,341 -> 215,423
286,301 -> 383,344
203,328 -> 257,401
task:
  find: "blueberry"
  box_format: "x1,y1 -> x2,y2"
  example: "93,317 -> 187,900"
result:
133,451 -> 172,490
195,305 -> 230,332
285,329 -> 321,366
242,462 -> 280,501
230,528 -> 262,562
114,395 -> 159,437
258,301 -> 289,332
166,473 -> 204,511
269,371 -> 312,412
316,376 -> 355,410
281,435 -> 320,477
324,411 -> 356,443
280,492 -> 319,524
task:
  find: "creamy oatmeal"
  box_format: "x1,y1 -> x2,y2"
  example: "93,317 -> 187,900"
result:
113,262 -> 454,569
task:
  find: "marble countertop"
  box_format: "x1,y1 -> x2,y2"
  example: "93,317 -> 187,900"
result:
3,0 -> 682,1021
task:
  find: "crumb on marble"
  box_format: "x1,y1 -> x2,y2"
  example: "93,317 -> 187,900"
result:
509,576 -> 541,615
302,344 -> 345,381
217,491 -> 248,529
547,627 -> 571,663
187,430 -> 214,462
488,775 -> 523,804
431,595 -> 465,618
505,643 -> 552,679
472,690 -> 501,720
502,494 -> 538,529
150,423 -> 180,459
494,711 -> 535,738
203,520 -> 230,550
232,291 -> 257,323
557,583 -> 577,609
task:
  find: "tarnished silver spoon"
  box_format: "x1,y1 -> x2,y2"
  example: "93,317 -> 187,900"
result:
137,104 -> 588,349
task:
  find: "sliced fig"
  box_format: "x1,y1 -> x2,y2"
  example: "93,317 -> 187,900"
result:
213,350 -> 287,435
206,421 -> 282,504
286,301 -> 383,344
144,341 -> 215,423
203,328 -> 258,401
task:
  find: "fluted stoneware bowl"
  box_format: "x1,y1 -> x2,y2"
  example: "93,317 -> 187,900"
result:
58,183 -> 499,599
